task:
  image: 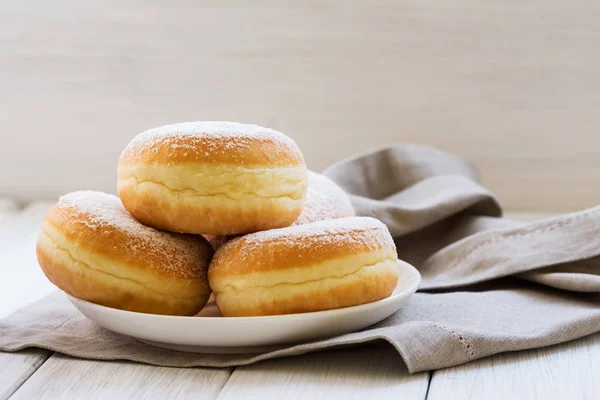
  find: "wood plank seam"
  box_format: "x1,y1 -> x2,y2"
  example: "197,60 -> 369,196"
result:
1,351 -> 53,400
424,370 -> 433,400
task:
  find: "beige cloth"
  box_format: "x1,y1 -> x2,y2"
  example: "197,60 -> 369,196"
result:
2,145 -> 600,373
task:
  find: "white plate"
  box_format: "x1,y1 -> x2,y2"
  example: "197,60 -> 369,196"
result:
67,260 -> 420,354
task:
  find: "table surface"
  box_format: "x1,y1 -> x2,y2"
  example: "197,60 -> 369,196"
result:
1,200 -> 598,400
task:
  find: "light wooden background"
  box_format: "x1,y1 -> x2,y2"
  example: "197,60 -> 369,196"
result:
1,0 -> 600,211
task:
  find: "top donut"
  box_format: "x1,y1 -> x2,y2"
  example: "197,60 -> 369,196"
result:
118,121 -> 308,235
119,121 -> 305,167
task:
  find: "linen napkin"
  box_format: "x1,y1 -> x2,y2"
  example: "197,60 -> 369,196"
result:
2,144 -> 600,373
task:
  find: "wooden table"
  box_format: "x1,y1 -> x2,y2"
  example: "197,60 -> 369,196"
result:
1,200 -> 599,399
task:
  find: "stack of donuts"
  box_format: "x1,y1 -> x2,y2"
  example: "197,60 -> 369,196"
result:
36,122 -> 401,317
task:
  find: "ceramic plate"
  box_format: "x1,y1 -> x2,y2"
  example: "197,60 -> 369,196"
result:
67,260 -> 420,354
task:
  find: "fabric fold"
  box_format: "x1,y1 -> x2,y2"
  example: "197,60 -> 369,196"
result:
324,144 -> 600,293
420,206 -> 600,291
324,145 -> 502,239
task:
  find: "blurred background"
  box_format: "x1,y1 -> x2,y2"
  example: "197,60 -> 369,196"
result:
1,0 -> 599,212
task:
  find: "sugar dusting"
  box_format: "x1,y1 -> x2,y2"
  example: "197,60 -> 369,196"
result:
293,171 -> 354,226
240,216 -> 393,249
57,191 -> 209,280
121,121 -> 302,165
218,217 -> 396,271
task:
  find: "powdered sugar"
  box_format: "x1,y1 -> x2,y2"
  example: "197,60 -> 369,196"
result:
221,216 -> 396,268
131,121 -> 295,145
244,216 -> 391,245
59,191 -> 135,230
57,191 -> 209,280
293,171 -> 354,226
121,121 -> 302,165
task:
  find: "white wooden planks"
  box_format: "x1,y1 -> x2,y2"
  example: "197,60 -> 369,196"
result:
0,351 -> 51,400
428,332 -> 600,400
11,354 -> 232,400
0,201 -> 54,400
217,343 -> 430,400
0,201 -> 55,318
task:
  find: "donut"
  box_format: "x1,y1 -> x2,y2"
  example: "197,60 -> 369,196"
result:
208,217 -> 400,316
292,170 -> 354,226
203,171 -> 355,251
117,121 -> 308,235
36,191 -> 213,316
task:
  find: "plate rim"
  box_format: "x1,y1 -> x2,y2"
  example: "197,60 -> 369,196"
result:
67,259 -> 421,322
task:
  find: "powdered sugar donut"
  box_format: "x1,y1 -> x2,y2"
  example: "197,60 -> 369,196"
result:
36,191 -> 213,316
208,217 -> 400,316
204,171 -> 354,251
292,171 -> 354,225
118,121 -> 308,235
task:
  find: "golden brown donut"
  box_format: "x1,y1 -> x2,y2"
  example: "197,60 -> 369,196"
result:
36,191 -> 212,316
118,121 -> 308,235
203,171 -> 355,251
209,217 -> 400,316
